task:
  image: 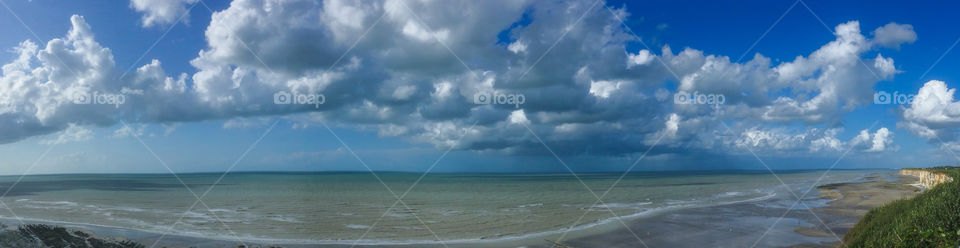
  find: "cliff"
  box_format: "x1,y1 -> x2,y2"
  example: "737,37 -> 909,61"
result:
899,168 -> 954,189
846,168 -> 960,247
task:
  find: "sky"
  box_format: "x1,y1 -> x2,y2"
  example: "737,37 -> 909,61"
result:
1,0 -> 960,174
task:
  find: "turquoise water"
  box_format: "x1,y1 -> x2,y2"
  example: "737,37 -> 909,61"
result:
0,170 -> 876,245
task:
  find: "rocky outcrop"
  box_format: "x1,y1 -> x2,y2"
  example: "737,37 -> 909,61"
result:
900,169 -> 954,189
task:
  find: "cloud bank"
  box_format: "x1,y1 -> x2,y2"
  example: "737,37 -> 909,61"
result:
0,0 -> 920,160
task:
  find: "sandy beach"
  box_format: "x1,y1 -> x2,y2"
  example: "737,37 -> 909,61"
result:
544,172 -> 920,248
796,172 -> 921,247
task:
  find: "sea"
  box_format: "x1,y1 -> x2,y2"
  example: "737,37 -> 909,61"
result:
0,170 -> 882,245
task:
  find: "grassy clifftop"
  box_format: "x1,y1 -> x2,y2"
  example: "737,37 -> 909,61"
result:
844,167 -> 960,248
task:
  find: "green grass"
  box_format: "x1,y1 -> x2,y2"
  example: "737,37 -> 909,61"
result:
844,167 -> 960,248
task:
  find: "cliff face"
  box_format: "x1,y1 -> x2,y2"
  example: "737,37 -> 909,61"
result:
899,169 -> 954,189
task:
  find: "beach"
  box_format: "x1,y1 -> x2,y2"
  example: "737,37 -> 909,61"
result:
551,171 -> 920,248
0,170 -> 919,248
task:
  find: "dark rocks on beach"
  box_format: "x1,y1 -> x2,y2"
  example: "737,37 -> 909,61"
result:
0,223 -> 145,248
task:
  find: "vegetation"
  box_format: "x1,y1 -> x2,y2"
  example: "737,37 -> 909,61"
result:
0,223 -> 144,248
844,167 -> 960,248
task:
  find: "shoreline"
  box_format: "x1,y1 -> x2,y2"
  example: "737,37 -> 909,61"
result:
0,171 -> 919,248
794,172 -> 920,247
843,167 -> 958,246
549,171 -> 919,248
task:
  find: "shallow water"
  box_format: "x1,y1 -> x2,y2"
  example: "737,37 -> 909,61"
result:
0,170 -> 877,245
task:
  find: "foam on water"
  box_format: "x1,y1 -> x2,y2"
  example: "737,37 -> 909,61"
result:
0,170 -> 876,245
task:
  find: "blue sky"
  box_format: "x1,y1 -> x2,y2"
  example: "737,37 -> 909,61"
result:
1,0 -> 960,174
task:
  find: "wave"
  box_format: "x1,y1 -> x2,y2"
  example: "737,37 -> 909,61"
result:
516,202 -> 543,208
6,199 -> 303,228
345,224 -> 370,229
0,191 -> 778,246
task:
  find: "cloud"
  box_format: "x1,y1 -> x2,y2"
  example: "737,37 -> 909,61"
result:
162,123 -> 179,136
507,40 -> 528,54
729,126 -> 895,155
902,80 -> 960,127
113,124 -> 145,138
40,124 -> 93,145
626,49 -> 654,68
0,15 -> 120,143
588,80 -> 623,98
732,127 -> 843,153
899,80 -> 960,150
222,117 -> 272,129
0,1 -> 916,161
871,22 -> 917,49
508,109 -> 530,125
676,21 -> 902,124
129,0 -> 197,28
850,127 -> 896,152
650,113 -> 680,142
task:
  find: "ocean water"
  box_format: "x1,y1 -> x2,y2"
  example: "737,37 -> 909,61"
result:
0,170 -> 875,245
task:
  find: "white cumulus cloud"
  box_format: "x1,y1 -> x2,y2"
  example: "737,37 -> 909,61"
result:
0,1 -> 919,160
129,0 -> 198,28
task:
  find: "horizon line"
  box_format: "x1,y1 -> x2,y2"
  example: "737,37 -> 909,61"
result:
0,168 -> 903,177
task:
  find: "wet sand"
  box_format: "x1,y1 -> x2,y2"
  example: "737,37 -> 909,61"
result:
546,172 -> 919,248
792,173 -> 920,248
